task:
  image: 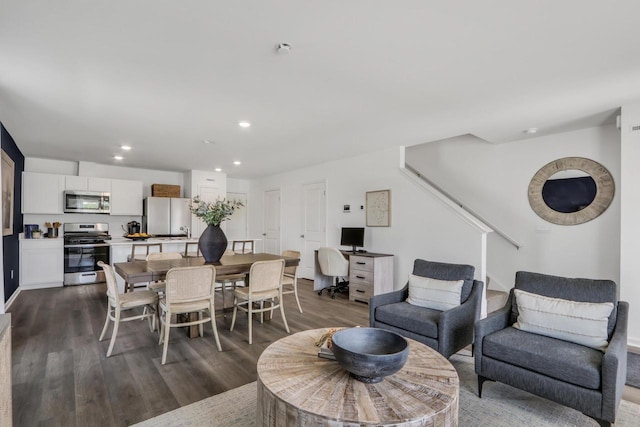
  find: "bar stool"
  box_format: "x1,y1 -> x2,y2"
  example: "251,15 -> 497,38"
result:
232,240 -> 254,254
128,242 -> 162,262
182,241 -> 201,258
125,243 -> 162,292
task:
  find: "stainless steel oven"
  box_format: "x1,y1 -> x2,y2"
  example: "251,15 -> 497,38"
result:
63,223 -> 111,285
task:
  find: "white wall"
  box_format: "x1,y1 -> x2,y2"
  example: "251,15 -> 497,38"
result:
620,103 -> 640,347
248,147 -> 486,287
407,125 -> 621,293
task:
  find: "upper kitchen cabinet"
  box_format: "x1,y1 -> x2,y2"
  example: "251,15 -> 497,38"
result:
110,178 -> 143,216
22,172 -> 65,214
65,176 -> 112,192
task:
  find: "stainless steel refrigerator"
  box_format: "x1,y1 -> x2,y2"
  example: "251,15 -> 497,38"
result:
143,197 -> 191,236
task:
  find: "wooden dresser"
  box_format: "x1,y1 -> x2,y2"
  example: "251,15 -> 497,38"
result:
347,252 -> 393,303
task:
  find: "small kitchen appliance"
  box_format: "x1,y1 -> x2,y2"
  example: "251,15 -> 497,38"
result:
127,221 -> 141,235
63,190 -> 110,214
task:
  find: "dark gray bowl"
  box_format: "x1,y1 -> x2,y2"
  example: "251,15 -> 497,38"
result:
331,327 -> 409,383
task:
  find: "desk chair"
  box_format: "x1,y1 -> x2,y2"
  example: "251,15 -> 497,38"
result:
232,240 -> 254,254
317,247 -> 349,299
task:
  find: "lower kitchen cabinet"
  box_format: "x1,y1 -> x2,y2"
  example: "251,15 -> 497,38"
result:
19,238 -> 64,289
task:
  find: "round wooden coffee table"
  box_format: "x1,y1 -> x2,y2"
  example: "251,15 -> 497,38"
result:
256,328 -> 459,426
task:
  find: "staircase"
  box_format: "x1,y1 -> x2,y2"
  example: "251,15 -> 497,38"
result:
486,289 -> 508,313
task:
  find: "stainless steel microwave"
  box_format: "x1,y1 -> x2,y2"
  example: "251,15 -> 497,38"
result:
63,191 -> 111,214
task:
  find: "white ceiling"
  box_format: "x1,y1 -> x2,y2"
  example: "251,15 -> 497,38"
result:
1,1 -> 639,179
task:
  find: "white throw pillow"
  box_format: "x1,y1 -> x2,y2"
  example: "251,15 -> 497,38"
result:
513,289 -> 614,351
406,274 -> 463,311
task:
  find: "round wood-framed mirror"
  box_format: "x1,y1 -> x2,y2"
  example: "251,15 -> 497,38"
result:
528,157 -> 614,225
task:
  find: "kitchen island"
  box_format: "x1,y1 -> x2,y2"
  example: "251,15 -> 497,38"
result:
109,237 -> 199,292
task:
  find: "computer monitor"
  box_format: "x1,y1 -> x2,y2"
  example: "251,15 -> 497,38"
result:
340,227 -> 365,253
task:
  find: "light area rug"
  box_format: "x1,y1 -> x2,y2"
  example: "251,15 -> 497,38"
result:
131,355 -> 640,427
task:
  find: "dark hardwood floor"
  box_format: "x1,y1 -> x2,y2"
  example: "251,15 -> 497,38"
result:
9,279 -> 369,427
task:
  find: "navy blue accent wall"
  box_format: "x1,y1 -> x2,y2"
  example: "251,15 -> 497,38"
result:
1,123 -> 24,302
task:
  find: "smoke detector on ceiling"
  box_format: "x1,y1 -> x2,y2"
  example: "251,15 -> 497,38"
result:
276,43 -> 291,54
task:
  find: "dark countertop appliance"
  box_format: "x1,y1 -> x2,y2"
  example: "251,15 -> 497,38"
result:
63,223 -> 111,285
127,221 -> 141,235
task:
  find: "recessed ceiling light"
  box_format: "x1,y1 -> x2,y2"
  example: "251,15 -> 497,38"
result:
233,161 -> 241,166
114,155 -> 124,160
202,140 -> 213,144
238,121 -> 251,128
214,167 -> 222,172
524,128 -> 538,135
120,145 -> 132,150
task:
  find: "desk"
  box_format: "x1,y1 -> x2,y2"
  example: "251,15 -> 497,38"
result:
314,251 -> 393,303
256,328 -> 459,426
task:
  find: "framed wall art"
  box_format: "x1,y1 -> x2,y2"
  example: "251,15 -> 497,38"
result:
366,189 -> 391,227
2,149 -> 15,236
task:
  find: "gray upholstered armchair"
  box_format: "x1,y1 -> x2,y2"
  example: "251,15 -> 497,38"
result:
475,271 -> 628,427
369,259 -> 484,359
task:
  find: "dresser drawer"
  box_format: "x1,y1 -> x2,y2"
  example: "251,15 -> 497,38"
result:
349,283 -> 373,302
350,269 -> 373,285
350,256 -> 374,272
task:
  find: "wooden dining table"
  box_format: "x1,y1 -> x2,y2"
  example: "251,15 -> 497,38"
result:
114,252 -> 299,290
114,252 -> 300,338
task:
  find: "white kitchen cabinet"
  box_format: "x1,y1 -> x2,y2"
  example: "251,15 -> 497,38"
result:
19,238 -> 64,289
110,178 -> 143,216
64,176 -> 111,192
22,172 -> 65,214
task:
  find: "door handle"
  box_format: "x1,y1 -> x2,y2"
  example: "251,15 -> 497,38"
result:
300,234 -> 304,238
356,275 -> 365,279
81,272 -> 97,277
262,233 -> 267,236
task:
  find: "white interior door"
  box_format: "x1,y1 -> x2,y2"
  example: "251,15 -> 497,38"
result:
300,182 -> 326,279
263,189 -> 281,254
194,185 -> 223,238
226,192 -> 248,240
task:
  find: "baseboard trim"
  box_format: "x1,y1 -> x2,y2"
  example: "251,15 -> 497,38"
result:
4,287 -> 21,311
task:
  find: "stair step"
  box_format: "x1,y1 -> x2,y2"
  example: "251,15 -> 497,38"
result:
487,289 -> 508,313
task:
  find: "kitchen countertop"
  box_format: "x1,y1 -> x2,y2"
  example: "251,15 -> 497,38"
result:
108,237 -> 200,246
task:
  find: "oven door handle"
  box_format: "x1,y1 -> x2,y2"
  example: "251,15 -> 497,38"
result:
64,243 -> 111,248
